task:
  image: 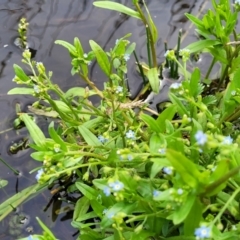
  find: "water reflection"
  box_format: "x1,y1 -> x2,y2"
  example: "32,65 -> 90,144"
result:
0,0 -> 207,239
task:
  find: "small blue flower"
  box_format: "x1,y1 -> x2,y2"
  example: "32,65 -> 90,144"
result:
103,187 -> 111,196
124,54 -> 130,61
153,189 -> 161,197
163,167 -> 172,175
170,82 -> 182,89
231,90 -> 236,96
87,61 -> 92,66
116,86 -> 123,94
158,148 -> 166,154
109,180 -> 124,192
195,130 -> 207,145
106,211 -> 115,219
102,209 -> 108,215
127,154 -> 133,161
98,135 -> 108,143
194,226 -> 211,239
164,50 -> 169,57
177,188 -> 183,195
34,85 -> 40,93
222,136 -> 233,145
126,130 -> 136,140
35,169 -> 44,181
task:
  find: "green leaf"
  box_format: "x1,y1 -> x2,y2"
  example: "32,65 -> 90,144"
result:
89,40 -> 111,77
166,149 -> 201,188
78,125 -> 101,146
101,202 -> 137,228
20,114 -> 47,149
8,88 -> 33,95
140,113 -> 161,133
0,183 -> 47,221
172,194 -> 196,225
184,198 -> 203,235
185,39 -> 221,53
93,1 -> 141,19
73,196 -> 90,221
190,68 -> 200,98
76,211 -> 98,222
75,182 -> 98,200
0,179 -> 8,188
74,37 -> 84,56
125,42 -> 136,55
169,93 -> 188,117
55,40 -> 76,56
36,217 -> 57,239
65,87 -> 96,99
185,13 -> 204,29
149,133 -> 166,153
150,158 -> 170,179
143,1 -> 158,43
13,64 -> 30,81
156,104 -> 177,132
48,122 -> 67,151
147,67 -> 159,93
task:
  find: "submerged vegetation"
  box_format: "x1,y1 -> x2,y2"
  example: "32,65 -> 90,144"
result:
2,0 -> 240,239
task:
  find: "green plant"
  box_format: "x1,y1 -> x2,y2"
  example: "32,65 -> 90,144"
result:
2,0 -> 240,239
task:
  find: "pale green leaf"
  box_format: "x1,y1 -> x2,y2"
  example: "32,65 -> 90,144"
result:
93,1 -> 141,19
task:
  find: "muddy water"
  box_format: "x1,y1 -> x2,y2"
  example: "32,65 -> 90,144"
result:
0,0 -> 210,239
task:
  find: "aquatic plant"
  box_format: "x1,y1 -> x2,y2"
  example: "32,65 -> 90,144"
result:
2,0 -> 240,239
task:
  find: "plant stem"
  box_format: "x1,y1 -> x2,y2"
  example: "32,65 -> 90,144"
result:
146,25 -> 152,68
134,2 -> 157,68
0,157 -> 19,175
211,187 -> 240,226
133,50 -> 147,85
164,41 -> 169,68
175,29 -> 182,78
205,57 -> 215,79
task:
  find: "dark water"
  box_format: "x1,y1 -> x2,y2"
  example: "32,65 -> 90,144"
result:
0,0 -> 212,239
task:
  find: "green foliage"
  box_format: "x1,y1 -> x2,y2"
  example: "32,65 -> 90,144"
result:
4,0 -> 240,239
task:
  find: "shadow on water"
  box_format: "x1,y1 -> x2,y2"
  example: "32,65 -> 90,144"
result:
0,0 -> 213,239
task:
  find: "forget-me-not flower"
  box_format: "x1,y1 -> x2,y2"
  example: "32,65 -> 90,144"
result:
195,130 -> 207,145
98,135 -> 108,144
109,180 -> 124,192
106,211 -> 115,219
34,85 -> 40,94
35,169 -> 44,181
222,136 -> 233,145
170,82 -> 182,89
127,154 -> 133,161
194,226 -> 211,239
124,53 -> 130,61
163,167 -> 172,175
126,130 -> 136,140
103,187 -> 111,196
153,189 -> 161,197
116,86 -> 123,94
158,148 -> 166,154
177,188 -> 183,195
